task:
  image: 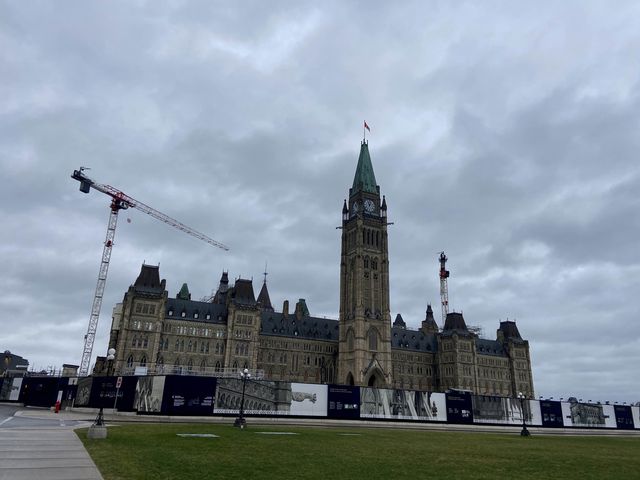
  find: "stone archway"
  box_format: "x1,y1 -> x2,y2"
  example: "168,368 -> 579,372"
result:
365,368 -> 384,388
346,372 -> 355,386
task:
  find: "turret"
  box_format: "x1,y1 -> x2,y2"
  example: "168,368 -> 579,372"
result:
420,304 -> 439,334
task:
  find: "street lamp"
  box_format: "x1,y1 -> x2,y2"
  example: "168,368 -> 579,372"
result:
517,392 -> 531,437
94,348 -> 116,427
234,368 -> 251,429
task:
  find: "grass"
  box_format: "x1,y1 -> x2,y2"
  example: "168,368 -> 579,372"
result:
79,423 -> 640,480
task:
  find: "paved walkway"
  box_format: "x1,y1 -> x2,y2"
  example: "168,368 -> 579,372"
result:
0,408 -> 103,480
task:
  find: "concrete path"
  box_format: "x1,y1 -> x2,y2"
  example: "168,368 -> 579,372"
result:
0,406 -> 103,480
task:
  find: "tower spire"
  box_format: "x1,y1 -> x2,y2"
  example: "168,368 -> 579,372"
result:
351,141 -> 378,195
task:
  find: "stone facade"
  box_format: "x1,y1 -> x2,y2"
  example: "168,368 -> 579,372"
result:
98,141 -> 535,398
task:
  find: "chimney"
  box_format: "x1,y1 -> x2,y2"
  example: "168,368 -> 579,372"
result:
283,300 -> 289,319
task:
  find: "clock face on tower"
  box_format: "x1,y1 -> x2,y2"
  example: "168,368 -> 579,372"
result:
364,199 -> 375,213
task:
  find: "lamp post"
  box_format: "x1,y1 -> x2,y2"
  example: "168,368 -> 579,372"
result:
94,349 -> 116,427
517,391 -> 530,437
234,368 -> 251,429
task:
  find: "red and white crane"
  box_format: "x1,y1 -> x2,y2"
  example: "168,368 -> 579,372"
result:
439,251 -> 450,325
71,167 -> 229,376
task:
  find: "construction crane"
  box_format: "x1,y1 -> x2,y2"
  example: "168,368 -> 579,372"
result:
439,251 -> 450,325
71,167 -> 229,376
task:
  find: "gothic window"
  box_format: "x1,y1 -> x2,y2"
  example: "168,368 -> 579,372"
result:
126,355 -> 134,368
200,342 -> 205,353
232,361 -> 238,370
140,355 -> 147,367
174,339 -> 179,351
180,340 -> 184,351
143,337 -> 148,348
215,361 -> 221,372
347,329 -> 355,350
200,359 -> 206,372
364,256 -> 369,268
131,336 -> 137,347
369,329 -> 378,351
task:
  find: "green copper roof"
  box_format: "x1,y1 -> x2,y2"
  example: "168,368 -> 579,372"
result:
177,283 -> 191,300
351,142 -> 378,195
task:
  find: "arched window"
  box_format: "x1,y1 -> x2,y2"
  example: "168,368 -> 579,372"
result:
215,361 -> 221,372
187,359 -> 193,371
126,355 -> 134,368
142,337 -> 148,348
200,359 -> 206,372
364,256 -> 369,268
215,343 -> 220,354
232,361 -> 238,370
188,340 -> 193,352
131,336 -> 137,347
140,355 -> 147,367
175,339 -> 179,351
180,340 -> 184,351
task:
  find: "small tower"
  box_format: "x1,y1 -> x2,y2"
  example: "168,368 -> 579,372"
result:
421,304 -> 439,334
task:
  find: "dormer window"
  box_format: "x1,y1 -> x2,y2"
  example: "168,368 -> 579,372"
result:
206,313 -> 210,320
194,312 -> 199,319
168,309 -> 173,316
181,311 -> 186,318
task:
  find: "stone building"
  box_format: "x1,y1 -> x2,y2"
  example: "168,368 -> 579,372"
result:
99,141 -> 534,398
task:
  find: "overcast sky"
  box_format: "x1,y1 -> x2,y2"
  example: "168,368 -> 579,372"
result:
2,1 -> 639,403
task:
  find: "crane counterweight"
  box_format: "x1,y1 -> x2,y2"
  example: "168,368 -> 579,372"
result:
72,167 -> 228,376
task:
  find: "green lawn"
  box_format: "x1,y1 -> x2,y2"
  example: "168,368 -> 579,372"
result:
79,423 -> 640,480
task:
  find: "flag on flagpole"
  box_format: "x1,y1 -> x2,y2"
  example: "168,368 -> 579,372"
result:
364,121 -> 370,132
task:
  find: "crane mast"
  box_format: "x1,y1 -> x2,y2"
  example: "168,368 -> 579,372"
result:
72,167 -> 228,376
439,251 -> 450,325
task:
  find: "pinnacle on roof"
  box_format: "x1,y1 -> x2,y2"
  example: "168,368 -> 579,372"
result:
177,283 -> 191,300
257,281 -> 273,311
393,313 -> 406,328
351,141 -> 378,195
422,304 -> 439,333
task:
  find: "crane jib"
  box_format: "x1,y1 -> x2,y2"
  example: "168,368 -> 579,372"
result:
71,167 -> 229,376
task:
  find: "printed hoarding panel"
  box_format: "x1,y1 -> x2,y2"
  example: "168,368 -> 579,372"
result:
290,383 -> 328,417
445,391 -> 473,424
471,395 -> 532,425
614,405 -> 634,430
214,379 -> 292,415
74,377 -> 93,407
528,400 -> 543,426
360,388 -> 446,421
88,376 -> 138,411
567,399 -> 608,428
134,376 -> 166,413
161,376 -> 216,415
540,401 -> 564,427
631,406 -> 640,429
560,402 -> 573,427
328,384 -> 360,419
0,377 -> 23,401
602,404 -> 616,428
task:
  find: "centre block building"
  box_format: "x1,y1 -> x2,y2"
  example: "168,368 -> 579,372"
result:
101,141 -> 535,398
